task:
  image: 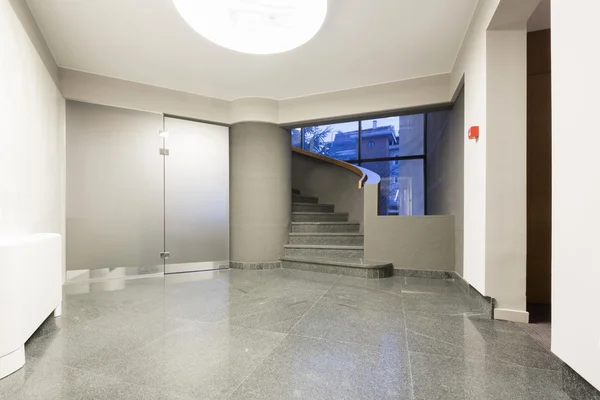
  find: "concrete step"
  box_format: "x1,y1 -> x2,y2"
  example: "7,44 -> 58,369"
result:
293,194 -> 318,204
291,222 -> 360,233
292,188 -> 301,195
284,244 -> 364,259
288,233 -> 364,246
292,212 -> 349,223
292,202 -> 335,213
281,256 -> 394,279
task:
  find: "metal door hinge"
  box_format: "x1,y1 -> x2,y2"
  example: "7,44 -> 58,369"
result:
159,148 -> 170,156
160,252 -> 170,260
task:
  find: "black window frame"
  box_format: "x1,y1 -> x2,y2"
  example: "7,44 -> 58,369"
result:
288,106 -> 453,215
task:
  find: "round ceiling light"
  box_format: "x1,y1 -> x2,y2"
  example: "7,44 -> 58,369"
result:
172,0 -> 328,55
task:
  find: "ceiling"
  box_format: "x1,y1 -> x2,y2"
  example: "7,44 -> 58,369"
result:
27,0 -> 478,101
528,0 -> 550,32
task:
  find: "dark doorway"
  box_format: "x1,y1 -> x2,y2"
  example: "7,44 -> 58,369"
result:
526,27 -> 551,340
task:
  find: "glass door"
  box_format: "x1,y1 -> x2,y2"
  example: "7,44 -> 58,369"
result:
162,117 -> 229,274
66,102 -> 164,277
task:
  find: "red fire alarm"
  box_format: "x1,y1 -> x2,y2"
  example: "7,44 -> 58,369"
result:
468,126 -> 479,140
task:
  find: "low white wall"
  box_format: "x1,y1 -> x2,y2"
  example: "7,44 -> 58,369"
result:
363,184 -> 455,271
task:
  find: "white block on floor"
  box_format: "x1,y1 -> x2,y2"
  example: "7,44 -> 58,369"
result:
0,234 -> 62,379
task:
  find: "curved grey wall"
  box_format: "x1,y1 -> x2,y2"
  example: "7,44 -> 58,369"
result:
292,152 -> 364,230
230,122 -> 291,267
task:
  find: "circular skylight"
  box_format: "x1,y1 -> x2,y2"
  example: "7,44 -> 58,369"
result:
173,0 -> 328,55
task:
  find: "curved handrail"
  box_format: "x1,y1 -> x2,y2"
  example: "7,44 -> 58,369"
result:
292,147 -> 367,189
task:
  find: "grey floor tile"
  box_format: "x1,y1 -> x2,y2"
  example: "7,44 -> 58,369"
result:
405,313 -> 562,371
164,273 -> 248,297
255,269 -> 339,293
0,355 -> 42,398
215,269 -> 286,294
3,358 -> 195,400
0,270 -> 570,400
134,288 -> 243,322
290,301 -> 406,347
25,310 -> 187,369
200,291 -> 322,333
247,278 -> 331,299
323,283 -> 404,312
410,352 -> 571,400
403,291 -> 485,315
82,321 -> 286,400
333,275 -> 404,294
401,277 -> 465,295
228,335 -> 412,400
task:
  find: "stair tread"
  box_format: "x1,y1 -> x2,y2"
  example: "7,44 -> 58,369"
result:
284,244 -> 364,250
281,256 -> 392,269
289,232 -> 363,236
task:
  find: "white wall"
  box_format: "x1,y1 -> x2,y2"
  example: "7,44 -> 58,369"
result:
449,0 -> 537,322
7,0 -> 59,86
0,0 -> 65,270
449,0 -> 500,294
484,28 -> 528,321
551,0 -> 600,390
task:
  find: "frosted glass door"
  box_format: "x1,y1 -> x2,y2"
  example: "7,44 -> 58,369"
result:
163,117 -> 229,274
66,102 -> 164,274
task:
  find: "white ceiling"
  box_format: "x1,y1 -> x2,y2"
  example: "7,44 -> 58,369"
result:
27,0 -> 478,101
528,0 -> 550,32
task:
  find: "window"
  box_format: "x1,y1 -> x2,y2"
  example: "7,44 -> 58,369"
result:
291,128 -> 301,148
291,111 -> 431,216
301,122 -> 358,161
361,159 -> 425,216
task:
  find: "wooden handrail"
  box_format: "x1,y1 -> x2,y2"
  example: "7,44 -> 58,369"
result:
292,147 -> 367,189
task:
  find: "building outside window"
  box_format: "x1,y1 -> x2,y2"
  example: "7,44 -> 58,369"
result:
291,113 -> 429,216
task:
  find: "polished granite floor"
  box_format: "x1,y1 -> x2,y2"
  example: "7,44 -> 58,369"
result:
0,269 -> 571,400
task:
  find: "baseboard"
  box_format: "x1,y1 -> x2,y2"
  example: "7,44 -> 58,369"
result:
451,272 -> 494,319
493,308 -> 529,323
563,364 -> 600,400
230,261 -> 281,270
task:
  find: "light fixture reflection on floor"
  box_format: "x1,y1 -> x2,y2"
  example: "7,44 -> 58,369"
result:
172,0 -> 328,55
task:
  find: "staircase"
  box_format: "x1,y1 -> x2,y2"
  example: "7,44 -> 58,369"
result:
281,189 -> 393,279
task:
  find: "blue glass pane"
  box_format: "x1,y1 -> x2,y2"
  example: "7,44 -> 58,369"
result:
361,114 -> 424,158
303,121 -> 358,161
361,159 -> 425,216
291,128 -> 301,148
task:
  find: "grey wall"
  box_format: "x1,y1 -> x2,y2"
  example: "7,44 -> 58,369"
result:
426,90 -> 465,275
292,152 -> 364,230
363,184 -> 455,271
230,122 -> 291,265
66,102 -> 229,272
